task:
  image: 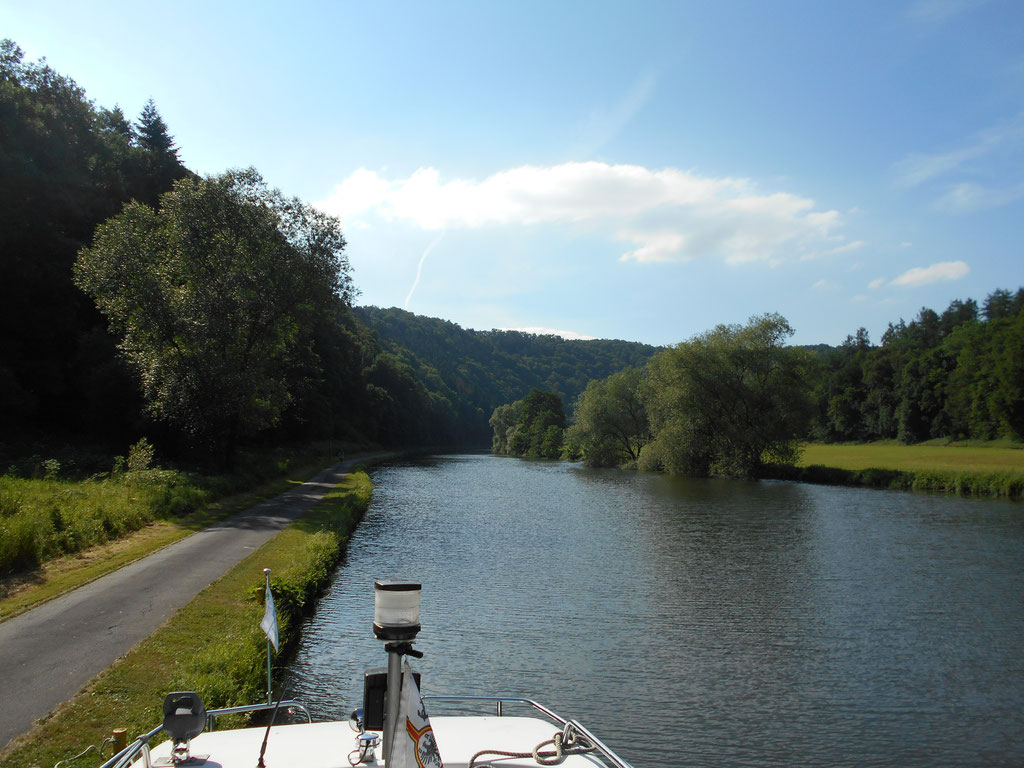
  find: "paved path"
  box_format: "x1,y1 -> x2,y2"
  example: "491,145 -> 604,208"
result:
0,458 -> 374,749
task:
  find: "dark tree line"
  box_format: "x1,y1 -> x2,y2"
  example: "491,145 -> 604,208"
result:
813,289 -> 1024,443
1,40 -> 189,444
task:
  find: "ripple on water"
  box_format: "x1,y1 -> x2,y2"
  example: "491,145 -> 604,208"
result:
283,455 -> 1024,767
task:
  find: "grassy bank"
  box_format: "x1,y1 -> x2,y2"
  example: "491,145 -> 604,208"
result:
0,469 -> 374,768
0,443 -> 347,615
761,441 -> 1024,500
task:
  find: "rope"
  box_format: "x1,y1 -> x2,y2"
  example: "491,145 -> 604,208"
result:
467,723 -> 595,767
53,737 -> 117,768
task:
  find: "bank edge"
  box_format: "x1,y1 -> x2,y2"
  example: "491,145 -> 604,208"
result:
761,463 -> 1024,500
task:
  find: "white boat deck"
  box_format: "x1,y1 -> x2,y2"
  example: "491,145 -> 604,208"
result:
144,716 -> 607,767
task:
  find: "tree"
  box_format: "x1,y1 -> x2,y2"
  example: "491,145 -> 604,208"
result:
134,98 -> 188,205
567,367 -> 649,467
639,313 -> 812,477
489,388 -> 566,458
75,168 -> 351,465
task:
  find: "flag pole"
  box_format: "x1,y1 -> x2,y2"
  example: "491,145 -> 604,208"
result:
264,568 -> 272,704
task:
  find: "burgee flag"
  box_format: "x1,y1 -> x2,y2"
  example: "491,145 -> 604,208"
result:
390,662 -> 444,768
260,582 -> 279,652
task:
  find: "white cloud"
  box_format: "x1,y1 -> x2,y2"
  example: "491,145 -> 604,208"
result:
868,277 -> 885,289
500,326 -> 597,340
935,181 -> 1024,213
618,231 -> 689,263
890,260 -> 970,287
899,242 -> 913,248
317,162 -> 846,265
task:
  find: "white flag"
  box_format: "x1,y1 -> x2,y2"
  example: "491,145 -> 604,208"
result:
389,662 -> 444,768
260,583 -> 279,652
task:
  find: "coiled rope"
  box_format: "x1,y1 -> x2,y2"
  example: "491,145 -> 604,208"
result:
468,722 -> 596,767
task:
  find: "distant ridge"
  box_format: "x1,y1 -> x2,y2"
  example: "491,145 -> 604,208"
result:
354,306 -> 658,445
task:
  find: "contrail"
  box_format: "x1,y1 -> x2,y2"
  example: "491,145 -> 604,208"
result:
404,230 -> 446,309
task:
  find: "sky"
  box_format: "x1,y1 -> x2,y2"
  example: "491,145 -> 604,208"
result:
5,0 -> 1023,346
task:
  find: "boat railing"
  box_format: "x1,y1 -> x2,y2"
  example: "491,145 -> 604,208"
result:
94,700 -> 311,768
423,695 -> 634,768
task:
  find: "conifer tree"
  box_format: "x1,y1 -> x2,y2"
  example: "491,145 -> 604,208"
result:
135,98 -> 178,158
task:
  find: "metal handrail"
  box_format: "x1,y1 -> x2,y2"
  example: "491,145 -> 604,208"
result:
92,696 -> 631,768
94,700 -> 311,768
205,700 -> 312,730
423,695 -> 634,768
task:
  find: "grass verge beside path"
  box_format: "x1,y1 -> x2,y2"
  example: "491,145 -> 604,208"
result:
761,441 -> 1024,500
0,468 -> 374,768
0,449 -> 367,622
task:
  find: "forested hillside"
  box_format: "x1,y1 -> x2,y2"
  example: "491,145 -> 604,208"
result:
354,306 -> 658,444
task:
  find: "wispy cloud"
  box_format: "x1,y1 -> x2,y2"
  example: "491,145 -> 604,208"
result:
868,277 -> 885,289
828,240 -> 866,256
572,71 -> 658,157
907,0 -> 984,22
890,260 -> 970,287
935,181 -> 1024,213
500,326 -> 597,340
318,162 -> 847,266
893,111 -> 1024,189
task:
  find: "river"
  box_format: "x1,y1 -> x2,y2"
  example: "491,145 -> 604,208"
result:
282,454 -> 1024,766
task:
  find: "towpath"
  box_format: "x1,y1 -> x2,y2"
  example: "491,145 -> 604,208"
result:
0,456 -> 382,749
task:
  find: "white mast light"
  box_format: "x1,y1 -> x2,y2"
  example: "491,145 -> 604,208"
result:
373,580 -> 421,642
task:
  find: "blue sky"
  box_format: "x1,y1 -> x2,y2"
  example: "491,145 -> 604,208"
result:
5,0 -> 1023,346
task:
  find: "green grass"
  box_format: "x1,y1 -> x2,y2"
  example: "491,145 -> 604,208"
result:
0,444 -> 357,621
761,440 -> 1024,500
799,441 -> 1024,474
0,470 -> 205,577
0,469 -> 374,768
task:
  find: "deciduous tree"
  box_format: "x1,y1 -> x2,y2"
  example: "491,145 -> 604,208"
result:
568,367 -> 649,467
75,168 -> 351,465
639,313 -> 812,477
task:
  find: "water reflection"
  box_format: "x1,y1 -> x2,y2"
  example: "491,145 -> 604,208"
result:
283,454 -> 1024,766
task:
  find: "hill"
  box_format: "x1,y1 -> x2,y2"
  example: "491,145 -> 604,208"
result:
354,306 -> 659,445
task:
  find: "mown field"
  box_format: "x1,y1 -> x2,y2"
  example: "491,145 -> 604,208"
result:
766,440 -> 1024,500
799,440 -> 1024,474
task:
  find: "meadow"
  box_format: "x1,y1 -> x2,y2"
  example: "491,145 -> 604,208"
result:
766,440 -> 1024,500
799,440 -> 1024,474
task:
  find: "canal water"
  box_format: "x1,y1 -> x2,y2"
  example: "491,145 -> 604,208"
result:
282,454 -> 1024,766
